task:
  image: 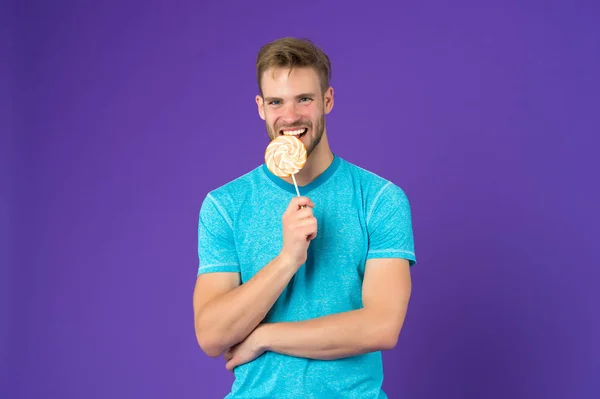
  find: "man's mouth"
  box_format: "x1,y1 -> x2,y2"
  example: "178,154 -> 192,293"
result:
279,128 -> 308,139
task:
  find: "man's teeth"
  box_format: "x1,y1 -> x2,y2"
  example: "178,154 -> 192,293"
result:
282,128 -> 306,136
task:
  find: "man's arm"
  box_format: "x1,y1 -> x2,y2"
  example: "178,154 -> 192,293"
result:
193,196 -> 318,358
193,254 -> 298,357
254,257 -> 412,360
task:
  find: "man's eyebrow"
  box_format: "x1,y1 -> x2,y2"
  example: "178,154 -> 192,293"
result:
263,93 -> 317,103
296,93 -> 316,98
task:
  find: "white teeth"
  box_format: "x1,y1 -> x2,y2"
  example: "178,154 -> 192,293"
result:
282,128 -> 306,136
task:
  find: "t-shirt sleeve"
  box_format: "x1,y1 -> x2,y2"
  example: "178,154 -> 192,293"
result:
197,193 -> 241,275
366,182 -> 416,266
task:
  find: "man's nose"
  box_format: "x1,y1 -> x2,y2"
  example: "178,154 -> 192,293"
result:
282,103 -> 300,121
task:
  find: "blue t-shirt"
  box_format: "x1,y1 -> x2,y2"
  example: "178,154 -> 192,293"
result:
197,154 -> 416,398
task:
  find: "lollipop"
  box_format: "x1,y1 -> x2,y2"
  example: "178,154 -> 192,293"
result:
265,135 -> 307,196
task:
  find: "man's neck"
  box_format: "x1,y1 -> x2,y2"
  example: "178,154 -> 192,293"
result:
283,141 -> 333,187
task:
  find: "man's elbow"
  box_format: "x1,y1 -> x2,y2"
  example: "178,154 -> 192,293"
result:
194,319 -> 226,357
194,309 -> 226,357
196,333 -> 226,358
379,329 -> 400,351
375,319 -> 402,351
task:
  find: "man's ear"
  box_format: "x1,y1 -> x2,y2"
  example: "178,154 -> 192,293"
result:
256,95 -> 266,120
324,87 -> 334,114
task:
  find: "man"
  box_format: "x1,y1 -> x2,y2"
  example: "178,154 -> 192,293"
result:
193,37 -> 416,398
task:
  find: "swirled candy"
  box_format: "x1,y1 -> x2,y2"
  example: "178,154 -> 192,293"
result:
264,135 -> 307,177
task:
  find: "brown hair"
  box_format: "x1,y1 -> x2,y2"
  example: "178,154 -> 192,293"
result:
256,37 -> 332,96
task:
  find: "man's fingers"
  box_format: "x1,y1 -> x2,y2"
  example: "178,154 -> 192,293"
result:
285,196 -> 315,214
295,207 -> 314,220
296,217 -> 318,230
223,347 -> 234,359
225,358 -> 236,372
295,196 -> 315,208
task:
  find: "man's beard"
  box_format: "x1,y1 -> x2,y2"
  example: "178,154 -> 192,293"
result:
266,114 -> 325,157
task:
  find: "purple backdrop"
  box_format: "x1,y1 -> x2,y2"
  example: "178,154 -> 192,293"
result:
5,0 -> 600,398
2,2 -> 16,396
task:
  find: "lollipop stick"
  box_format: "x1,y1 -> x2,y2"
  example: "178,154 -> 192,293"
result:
291,173 -> 301,196
291,174 -> 307,209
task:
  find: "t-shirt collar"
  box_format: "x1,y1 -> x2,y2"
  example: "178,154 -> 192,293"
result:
261,154 -> 341,195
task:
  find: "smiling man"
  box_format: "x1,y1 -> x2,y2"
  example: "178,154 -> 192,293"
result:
193,37 -> 417,398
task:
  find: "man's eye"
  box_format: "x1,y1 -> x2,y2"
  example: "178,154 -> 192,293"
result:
300,97 -> 312,102
269,101 -> 280,105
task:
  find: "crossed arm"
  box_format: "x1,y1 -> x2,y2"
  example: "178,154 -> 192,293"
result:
193,256 -> 412,369
255,257 -> 411,358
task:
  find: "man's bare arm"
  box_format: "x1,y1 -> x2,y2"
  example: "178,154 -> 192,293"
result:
251,258 -> 412,360
193,196 -> 317,358
193,254 -> 298,357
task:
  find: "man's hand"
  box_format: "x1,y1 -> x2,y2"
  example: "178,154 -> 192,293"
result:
224,326 -> 267,372
280,196 -> 317,267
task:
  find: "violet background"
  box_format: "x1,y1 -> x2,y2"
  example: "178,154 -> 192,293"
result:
3,0 -> 599,398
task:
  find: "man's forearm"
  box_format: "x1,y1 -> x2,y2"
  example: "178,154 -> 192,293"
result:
258,308 -> 400,360
195,254 -> 297,356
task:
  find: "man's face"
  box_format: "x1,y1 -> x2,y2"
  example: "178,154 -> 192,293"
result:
256,67 -> 333,156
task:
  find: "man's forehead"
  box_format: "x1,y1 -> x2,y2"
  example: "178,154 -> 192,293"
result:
261,67 -> 319,94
